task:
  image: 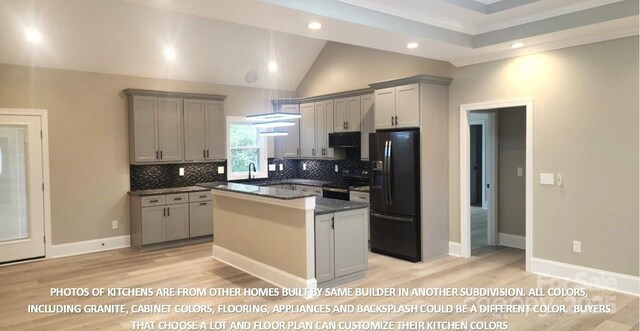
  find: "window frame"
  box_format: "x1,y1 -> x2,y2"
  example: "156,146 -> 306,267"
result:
226,116 -> 268,180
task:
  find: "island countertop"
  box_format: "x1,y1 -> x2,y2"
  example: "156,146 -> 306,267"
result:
314,197 -> 368,215
197,181 -> 317,200
128,186 -> 209,196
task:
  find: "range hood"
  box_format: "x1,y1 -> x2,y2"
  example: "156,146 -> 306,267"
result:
329,132 -> 361,148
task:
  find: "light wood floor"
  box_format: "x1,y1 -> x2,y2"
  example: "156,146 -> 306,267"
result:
470,206 -> 488,250
0,244 -> 637,330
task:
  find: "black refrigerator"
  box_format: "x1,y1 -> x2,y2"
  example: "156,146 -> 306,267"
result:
369,130 -> 421,262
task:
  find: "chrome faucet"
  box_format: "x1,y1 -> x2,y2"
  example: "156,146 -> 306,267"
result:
248,162 -> 257,179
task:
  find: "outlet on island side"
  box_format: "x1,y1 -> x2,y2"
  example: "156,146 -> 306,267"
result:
112,220 -> 118,229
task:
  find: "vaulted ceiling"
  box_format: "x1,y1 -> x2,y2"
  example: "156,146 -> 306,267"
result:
0,0 -> 637,90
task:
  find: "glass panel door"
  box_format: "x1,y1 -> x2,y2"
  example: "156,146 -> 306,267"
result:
0,126 -> 28,242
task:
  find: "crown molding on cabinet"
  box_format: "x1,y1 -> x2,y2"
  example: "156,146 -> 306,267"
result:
297,88 -> 374,104
123,88 -> 227,101
368,75 -> 453,90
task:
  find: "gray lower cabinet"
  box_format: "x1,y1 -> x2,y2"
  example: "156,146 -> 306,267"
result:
315,208 -> 368,286
131,191 -> 213,248
297,185 -> 323,197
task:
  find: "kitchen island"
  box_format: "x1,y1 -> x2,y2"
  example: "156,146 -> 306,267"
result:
197,182 -> 369,289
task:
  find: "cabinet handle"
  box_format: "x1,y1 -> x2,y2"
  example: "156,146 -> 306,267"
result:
199,202 -> 207,206
331,216 -> 334,229
296,147 -> 299,155
149,199 -> 159,203
395,116 -> 398,125
163,208 -> 166,217
167,208 -> 170,216
174,197 -> 182,201
156,151 -> 159,159
312,148 -> 315,156
199,195 -> 207,198
203,150 -> 206,158
346,122 -> 349,129
160,150 -> 163,159
206,150 -> 209,158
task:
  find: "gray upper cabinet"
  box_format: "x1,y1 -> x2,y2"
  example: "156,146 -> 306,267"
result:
334,96 -> 361,132
184,99 -> 225,161
374,87 -> 395,130
315,100 -> 334,158
374,83 -> 421,130
156,98 -> 183,162
300,102 -> 316,158
360,94 -> 374,160
274,103 -> 300,158
131,96 -> 158,163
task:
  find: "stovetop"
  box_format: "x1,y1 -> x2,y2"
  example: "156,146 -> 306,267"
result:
322,168 -> 369,190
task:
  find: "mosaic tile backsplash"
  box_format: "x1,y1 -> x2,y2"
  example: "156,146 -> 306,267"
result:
130,158 -> 370,190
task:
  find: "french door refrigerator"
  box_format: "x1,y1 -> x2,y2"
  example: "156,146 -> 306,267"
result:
369,130 -> 421,262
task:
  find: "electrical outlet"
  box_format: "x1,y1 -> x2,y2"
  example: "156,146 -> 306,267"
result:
517,167 -> 523,177
112,220 -> 118,229
268,164 -> 276,171
179,167 -> 185,176
279,164 -> 283,171
217,166 -> 225,174
335,165 -> 339,172
302,163 -> 307,171
540,173 -> 555,185
573,240 -> 581,253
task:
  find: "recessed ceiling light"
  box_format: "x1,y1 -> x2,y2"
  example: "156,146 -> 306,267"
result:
307,22 -> 322,30
163,47 -> 177,60
407,42 -> 419,49
25,27 -> 42,44
268,61 -> 278,73
511,42 -> 524,49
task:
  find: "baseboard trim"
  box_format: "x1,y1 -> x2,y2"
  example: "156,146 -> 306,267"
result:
49,235 -> 131,258
449,241 -> 462,257
498,233 -> 526,250
212,245 -> 317,289
531,257 -> 639,296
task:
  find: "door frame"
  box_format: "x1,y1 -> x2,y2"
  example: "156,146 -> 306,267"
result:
459,99 -> 532,271
0,109 -> 52,259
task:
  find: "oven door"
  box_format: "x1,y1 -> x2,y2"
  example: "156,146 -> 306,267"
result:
322,187 -> 350,200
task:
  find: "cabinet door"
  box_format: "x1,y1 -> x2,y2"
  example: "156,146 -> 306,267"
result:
141,206 -> 165,245
374,88 -> 396,130
157,97 -> 183,161
166,203 -> 189,241
334,209 -> 368,277
189,201 -> 213,237
346,96 -> 361,131
333,98 -> 348,132
315,213 -> 335,283
318,100 -> 334,158
281,104 -> 300,157
395,84 -> 420,128
205,100 -> 225,159
300,102 -> 316,158
184,99 -> 206,161
132,96 -> 158,163
360,94 -> 374,160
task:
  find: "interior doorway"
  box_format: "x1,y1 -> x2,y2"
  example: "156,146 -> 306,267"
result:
459,99 -> 533,271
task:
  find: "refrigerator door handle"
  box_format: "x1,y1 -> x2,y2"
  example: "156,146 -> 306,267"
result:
370,211 -> 413,223
387,140 -> 393,205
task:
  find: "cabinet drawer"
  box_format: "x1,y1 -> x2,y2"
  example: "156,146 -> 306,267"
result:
166,193 -> 189,205
141,195 -> 166,207
349,192 -> 370,203
189,191 -> 212,202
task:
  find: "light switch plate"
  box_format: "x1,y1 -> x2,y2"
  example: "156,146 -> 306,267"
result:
217,166 -> 225,174
279,164 -> 283,171
517,167 -> 523,177
573,240 -> 581,253
268,164 -> 276,171
302,163 -> 307,171
540,173 -> 555,185
335,165 -> 339,172
179,167 -> 185,176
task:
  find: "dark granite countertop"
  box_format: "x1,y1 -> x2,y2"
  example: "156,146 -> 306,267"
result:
197,182 -> 317,200
129,186 -> 209,196
314,197 -> 369,215
349,186 -> 370,193
230,178 -> 330,187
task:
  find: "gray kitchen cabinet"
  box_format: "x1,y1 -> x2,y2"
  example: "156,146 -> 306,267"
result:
314,208 -> 368,286
274,103 -> 300,158
156,98 -> 184,161
130,190 -> 214,248
374,84 -> 420,130
334,96 -> 361,132
360,94 -> 374,160
128,95 -> 182,163
297,185 -> 323,197
300,102 -> 316,158
315,100 -> 334,158
315,213 -> 335,283
184,99 -> 225,161
141,205 -> 166,245
166,203 -> 189,241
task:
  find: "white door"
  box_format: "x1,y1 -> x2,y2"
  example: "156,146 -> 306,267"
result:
0,115 -> 45,263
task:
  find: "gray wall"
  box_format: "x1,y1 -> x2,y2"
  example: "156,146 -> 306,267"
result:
296,41 -> 454,97
498,107 -> 526,237
449,37 -> 638,276
0,63 -> 294,245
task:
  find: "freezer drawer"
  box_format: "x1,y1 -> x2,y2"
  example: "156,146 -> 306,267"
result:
369,211 -> 420,262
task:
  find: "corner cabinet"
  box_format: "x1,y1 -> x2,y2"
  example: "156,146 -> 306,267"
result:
184,99 -> 225,161
125,89 -> 226,164
315,208 -> 368,287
